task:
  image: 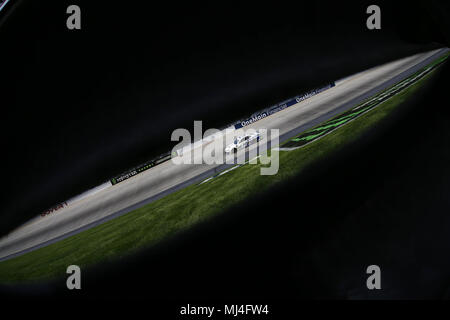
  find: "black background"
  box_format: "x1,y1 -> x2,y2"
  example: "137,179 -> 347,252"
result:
1,0 -> 450,308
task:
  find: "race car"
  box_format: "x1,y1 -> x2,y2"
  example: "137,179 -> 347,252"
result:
225,131 -> 261,154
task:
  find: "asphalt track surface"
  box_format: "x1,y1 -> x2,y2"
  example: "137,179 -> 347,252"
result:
0,48 -> 447,262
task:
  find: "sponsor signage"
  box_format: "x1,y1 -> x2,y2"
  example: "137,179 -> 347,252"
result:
234,82 -> 335,129
111,152 -> 172,185
41,201 -> 68,217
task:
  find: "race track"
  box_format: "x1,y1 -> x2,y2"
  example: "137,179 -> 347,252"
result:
0,48 -> 447,262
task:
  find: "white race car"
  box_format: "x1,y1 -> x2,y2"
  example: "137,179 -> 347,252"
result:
225,131 -> 261,154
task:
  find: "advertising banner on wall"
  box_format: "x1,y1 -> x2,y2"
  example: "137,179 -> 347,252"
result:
111,152 -> 172,185
234,82 -> 335,129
